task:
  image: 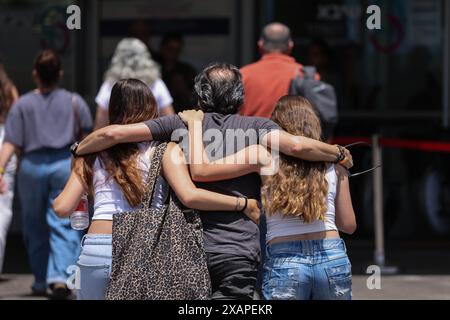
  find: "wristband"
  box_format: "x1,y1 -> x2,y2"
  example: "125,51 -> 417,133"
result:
0,167 -> 5,175
239,196 -> 248,213
70,142 -> 80,158
334,145 -> 346,164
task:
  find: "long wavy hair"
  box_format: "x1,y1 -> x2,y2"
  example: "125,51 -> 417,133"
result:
0,64 -> 15,123
262,96 -> 329,223
78,79 -> 158,207
104,38 -> 160,87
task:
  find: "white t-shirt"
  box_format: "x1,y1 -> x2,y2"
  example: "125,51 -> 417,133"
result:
95,79 -> 173,113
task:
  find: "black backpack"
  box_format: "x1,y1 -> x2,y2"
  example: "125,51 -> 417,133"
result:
289,66 -> 338,140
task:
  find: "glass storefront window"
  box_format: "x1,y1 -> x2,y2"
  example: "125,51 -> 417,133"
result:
272,0 -> 445,122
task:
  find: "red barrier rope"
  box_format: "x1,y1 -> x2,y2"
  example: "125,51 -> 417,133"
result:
332,136 -> 450,153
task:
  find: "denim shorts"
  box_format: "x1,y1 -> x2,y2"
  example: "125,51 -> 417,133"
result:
262,238 -> 352,300
76,234 -> 112,300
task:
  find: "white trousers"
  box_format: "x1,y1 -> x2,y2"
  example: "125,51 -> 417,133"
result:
0,125 -> 15,273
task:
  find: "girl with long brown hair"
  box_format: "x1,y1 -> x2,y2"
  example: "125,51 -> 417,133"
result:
179,95 -> 356,300
52,79 -> 260,300
0,64 -> 18,276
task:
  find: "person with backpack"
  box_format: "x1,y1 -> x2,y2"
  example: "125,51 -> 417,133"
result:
0,50 -> 93,299
240,22 -> 338,141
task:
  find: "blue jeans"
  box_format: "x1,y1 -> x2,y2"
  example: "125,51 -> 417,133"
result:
262,238 -> 352,300
17,148 -> 83,291
76,234 -> 112,300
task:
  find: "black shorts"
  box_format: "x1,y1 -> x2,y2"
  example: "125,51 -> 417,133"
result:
207,252 -> 259,300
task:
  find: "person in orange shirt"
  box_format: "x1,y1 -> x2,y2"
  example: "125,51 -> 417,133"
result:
240,22 -> 302,118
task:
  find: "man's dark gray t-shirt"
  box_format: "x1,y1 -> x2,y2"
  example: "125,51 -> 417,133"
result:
145,113 -> 280,262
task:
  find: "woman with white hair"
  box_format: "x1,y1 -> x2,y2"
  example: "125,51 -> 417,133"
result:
94,38 -> 175,129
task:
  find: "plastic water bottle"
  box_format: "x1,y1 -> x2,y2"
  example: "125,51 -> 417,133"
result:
70,194 -> 89,230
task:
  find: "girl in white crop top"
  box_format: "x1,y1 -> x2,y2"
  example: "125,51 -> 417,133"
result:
90,141 -> 155,221
179,95 -> 356,300
264,163 -> 339,243
52,79 -> 260,300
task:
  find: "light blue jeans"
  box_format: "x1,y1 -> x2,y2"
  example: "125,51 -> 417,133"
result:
262,238 -> 352,300
76,234 -> 112,300
17,148 -> 83,291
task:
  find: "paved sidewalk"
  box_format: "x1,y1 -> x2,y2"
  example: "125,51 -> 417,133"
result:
352,275 -> 450,300
0,275 -> 46,300
1,274 -> 450,300
2,236 -> 450,300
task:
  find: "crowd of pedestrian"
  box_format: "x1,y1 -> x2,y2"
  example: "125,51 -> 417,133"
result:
0,22 -> 356,301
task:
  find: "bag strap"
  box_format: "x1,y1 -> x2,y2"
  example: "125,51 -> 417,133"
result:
142,142 -> 168,208
71,93 -> 83,141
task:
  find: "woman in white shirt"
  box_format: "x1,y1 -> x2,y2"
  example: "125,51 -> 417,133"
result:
53,79 -> 260,300
179,95 -> 356,300
94,38 -> 175,129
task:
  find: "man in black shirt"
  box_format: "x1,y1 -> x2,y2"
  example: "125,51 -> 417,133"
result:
75,63 -> 352,300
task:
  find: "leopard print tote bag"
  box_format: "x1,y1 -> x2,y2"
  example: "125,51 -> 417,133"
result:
105,142 -> 211,300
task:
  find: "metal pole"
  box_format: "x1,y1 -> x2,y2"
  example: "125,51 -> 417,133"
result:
372,135 -> 385,267
372,135 -> 399,274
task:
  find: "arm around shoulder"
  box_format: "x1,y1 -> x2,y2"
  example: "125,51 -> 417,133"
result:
264,130 -> 339,162
77,122 -> 152,155
161,142 -> 261,222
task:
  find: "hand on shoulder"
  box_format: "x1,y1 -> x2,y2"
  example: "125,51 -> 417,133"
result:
178,109 -> 204,124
